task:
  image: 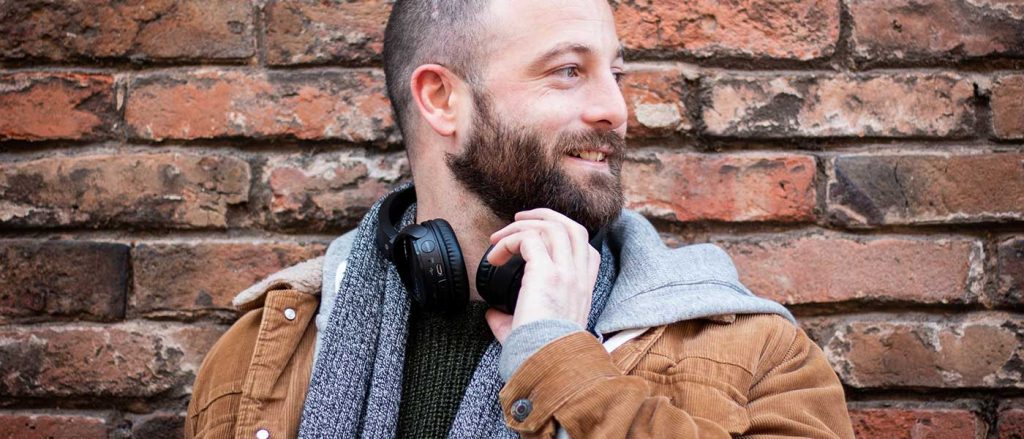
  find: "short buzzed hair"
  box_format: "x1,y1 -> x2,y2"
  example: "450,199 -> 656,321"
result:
383,0 -> 491,140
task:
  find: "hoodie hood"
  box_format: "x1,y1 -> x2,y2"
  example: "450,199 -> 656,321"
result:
595,210 -> 794,334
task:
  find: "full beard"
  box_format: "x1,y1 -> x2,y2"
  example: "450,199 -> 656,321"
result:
445,90 -> 625,234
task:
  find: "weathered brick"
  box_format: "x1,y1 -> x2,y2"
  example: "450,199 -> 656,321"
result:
622,151 -> 816,223
0,240 -> 128,322
1000,400 -> 1024,439
621,64 -> 693,138
265,0 -> 391,66
821,314 -> 1024,389
611,0 -> 840,60
263,150 -> 408,230
129,412 -> 185,439
721,235 -> 982,305
0,0 -> 254,62
992,75 -> 1024,139
703,73 -> 974,138
132,241 -> 325,315
850,408 -> 986,439
997,237 -> 1024,308
0,322 -> 224,398
125,69 -> 396,142
0,152 -> 250,229
849,0 -> 1024,64
827,153 -> 1024,227
0,411 -> 112,439
0,73 -> 116,141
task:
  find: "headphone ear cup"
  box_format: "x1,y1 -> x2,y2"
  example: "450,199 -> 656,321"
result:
477,245 -> 525,314
421,218 -> 470,312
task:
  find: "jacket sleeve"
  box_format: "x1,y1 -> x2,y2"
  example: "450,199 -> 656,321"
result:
497,329 -> 854,439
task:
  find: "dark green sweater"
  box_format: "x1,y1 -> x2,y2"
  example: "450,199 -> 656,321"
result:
397,301 -> 495,438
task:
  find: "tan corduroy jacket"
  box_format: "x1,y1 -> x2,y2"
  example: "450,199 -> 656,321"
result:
186,257 -> 855,438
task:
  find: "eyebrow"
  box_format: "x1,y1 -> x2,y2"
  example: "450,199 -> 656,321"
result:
528,42 -> 626,72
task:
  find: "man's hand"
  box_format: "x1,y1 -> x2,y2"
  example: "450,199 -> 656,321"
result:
484,208 -> 602,344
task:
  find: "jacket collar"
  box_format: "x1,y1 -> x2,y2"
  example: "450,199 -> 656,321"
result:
233,256 -> 324,311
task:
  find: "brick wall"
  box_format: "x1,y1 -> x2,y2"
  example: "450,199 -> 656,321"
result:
0,1 -> 1021,438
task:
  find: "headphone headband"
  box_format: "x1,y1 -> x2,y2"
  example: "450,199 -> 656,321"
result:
376,185 -> 417,257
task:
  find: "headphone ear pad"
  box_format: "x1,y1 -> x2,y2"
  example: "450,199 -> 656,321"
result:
422,218 -> 469,311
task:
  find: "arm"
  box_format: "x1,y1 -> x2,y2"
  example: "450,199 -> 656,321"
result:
745,327 -> 856,439
499,330 -> 733,438
498,323 -> 855,439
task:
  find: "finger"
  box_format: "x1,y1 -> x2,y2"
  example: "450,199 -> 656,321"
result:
493,220 -> 573,266
485,308 -> 514,345
515,208 -> 591,274
487,230 -> 554,267
586,246 -> 601,292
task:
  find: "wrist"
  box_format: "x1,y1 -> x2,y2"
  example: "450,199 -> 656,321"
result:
498,319 -> 584,382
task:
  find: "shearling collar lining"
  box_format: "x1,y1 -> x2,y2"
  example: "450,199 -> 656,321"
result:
232,256 -> 325,311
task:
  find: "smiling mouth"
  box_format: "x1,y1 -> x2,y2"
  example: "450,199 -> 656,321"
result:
567,150 -> 608,162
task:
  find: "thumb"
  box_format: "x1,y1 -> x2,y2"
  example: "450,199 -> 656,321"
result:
485,308 -> 514,345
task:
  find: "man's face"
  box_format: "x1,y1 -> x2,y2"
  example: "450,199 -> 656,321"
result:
445,0 -> 629,233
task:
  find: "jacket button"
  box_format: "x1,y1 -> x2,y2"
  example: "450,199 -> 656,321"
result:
511,398 -> 532,422
255,429 -> 270,439
283,308 -> 296,321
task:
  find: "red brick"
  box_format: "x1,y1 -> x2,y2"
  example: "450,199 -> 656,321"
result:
849,0 -> 1024,64
132,241 -> 326,316
621,64 -> 693,139
622,151 -> 816,223
992,75 -> 1024,139
721,235 -> 982,305
827,153 -> 1024,227
0,73 -> 116,141
821,314 -> 1024,389
0,152 -> 250,229
0,322 -> 225,398
129,412 -> 185,439
997,236 -> 1024,308
263,151 -> 408,230
0,0 -> 254,62
850,408 -> 985,439
1000,401 -> 1024,439
0,240 -> 128,322
265,0 -> 391,66
0,412 -> 112,439
703,73 -> 974,138
612,0 -> 840,60
125,69 -> 396,142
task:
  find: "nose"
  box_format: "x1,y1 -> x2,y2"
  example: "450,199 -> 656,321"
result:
580,71 -> 628,133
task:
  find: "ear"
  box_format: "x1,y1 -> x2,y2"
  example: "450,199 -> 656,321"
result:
409,64 -> 464,137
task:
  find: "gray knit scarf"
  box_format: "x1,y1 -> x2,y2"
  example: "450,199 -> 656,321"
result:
298,184 -> 618,438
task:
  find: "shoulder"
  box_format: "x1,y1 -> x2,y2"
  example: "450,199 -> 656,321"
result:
186,306 -> 263,436
187,286 -> 322,437
652,314 -> 801,375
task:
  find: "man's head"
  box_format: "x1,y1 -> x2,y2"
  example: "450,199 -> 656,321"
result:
383,0 -> 628,232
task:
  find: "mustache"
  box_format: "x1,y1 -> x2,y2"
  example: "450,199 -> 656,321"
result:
556,130 -> 626,157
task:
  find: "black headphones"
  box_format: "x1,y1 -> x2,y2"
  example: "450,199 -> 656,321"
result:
376,185 -> 605,314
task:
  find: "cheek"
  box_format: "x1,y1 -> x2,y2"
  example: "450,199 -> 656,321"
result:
514,97 -> 582,134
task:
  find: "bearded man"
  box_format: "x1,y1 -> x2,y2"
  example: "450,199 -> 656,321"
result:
185,0 -> 856,437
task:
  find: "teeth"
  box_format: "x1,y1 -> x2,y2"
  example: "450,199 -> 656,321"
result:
576,151 -> 606,162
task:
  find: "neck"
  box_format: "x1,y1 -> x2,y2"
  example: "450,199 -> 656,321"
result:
413,178 -> 505,302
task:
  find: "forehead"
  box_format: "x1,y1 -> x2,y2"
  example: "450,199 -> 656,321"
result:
479,0 -> 621,68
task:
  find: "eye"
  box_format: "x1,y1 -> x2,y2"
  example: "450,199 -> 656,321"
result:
555,65 -> 580,79
613,71 -> 626,85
